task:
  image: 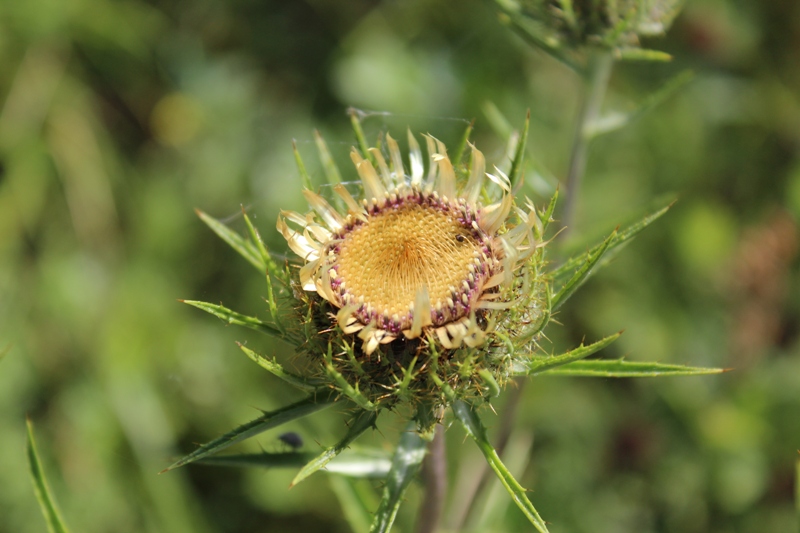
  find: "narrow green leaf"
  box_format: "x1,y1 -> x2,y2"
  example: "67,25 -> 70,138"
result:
181,300 -> 283,340
237,343 -> 322,392
540,359 -> 727,377
26,419 -> 71,533
162,392 -> 337,472
551,201 -> 673,283
195,208 -> 265,272
451,401 -> 550,533
615,47 -> 673,62
293,139 -> 313,190
551,229 -> 616,310
292,409 -> 378,487
517,332 -> 623,376
508,110 -> 530,189
315,129 -> 343,186
240,207 -> 282,278
452,119 -> 475,169
199,448 -> 392,478
349,107 -> 374,164
540,189 -> 559,235
369,424 -> 428,533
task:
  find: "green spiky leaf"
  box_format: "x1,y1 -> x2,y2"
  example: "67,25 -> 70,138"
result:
515,331 -> 623,376
237,343 -> 323,392
508,110 -> 530,189
540,359 -> 727,377
163,392 -> 338,472
369,424 -> 428,533
551,229 -> 616,310
291,409 -> 378,487
181,300 -> 284,340
195,208 -> 266,272
552,200 -> 673,284
26,419 -> 71,533
451,401 -> 550,533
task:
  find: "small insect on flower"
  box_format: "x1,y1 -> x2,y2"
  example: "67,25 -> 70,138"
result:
278,431 -> 303,451
277,130 -> 551,424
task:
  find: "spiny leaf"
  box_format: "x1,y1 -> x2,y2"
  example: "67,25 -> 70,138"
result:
199,448 -> 392,478
240,207 -> 282,279
324,344 -> 378,411
516,331 -> 623,376
508,110 -> 530,189
181,300 -> 284,340
451,401 -> 550,533
195,208 -> 265,272
237,343 -> 322,392
26,419 -> 71,533
540,359 -> 727,377
162,392 -> 337,472
551,229 -> 616,310
291,409 -> 378,487
551,200 -> 673,283
369,424 -> 428,533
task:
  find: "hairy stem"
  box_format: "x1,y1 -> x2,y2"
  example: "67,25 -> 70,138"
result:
415,425 -> 446,533
562,50 -> 614,232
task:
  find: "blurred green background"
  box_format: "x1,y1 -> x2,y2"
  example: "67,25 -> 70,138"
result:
2,0 -> 799,532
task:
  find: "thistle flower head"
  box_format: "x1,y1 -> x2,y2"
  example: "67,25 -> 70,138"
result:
277,129 -> 549,423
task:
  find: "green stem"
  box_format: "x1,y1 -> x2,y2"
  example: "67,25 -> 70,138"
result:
562,50 -> 614,233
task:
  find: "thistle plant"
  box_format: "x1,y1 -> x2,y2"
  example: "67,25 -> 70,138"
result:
164,111 -> 723,533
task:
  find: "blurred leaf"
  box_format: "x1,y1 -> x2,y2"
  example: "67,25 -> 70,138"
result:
199,447 -> 392,478
540,359 -> 726,377
515,331 -> 622,375
614,47 -> 672,62
293,139 -> 314,190
451,401 -> 550,533
181,300 -> 284,340
195,208 -> 267,273
26,419 -> 71,533
330,476 -> 373,533
369,424 -> 428,533
315,129 -> 343,186
162,392 -> 338,472
291,409 -> 378,487
349,107 -> 374,165
587,70 -> 694,137
552,200 -> 674,284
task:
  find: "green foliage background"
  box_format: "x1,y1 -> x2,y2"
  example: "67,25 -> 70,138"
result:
2,1 -> 800,532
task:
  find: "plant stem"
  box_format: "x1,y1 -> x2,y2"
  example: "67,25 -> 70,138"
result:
562,50 -> 614,233
415,425 -> 446,533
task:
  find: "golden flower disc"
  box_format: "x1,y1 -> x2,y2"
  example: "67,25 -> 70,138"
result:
336,203 -> 480,318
